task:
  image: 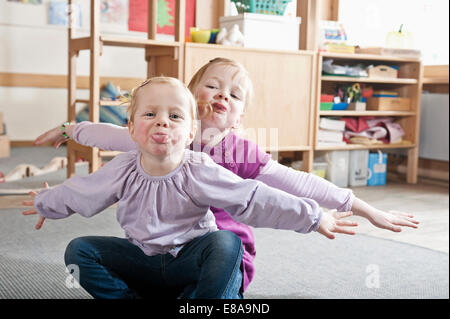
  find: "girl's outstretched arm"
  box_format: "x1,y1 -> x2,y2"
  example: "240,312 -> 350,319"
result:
34,121 -> 137,152
255,160 -> 419,232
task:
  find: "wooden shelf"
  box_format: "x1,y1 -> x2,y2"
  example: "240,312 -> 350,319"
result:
320,52 -> 420,63
321,76 -> 418,84
319,111 -> 416,117
99,151 -> 123,157
75,99 -> 130,107
315,51 -> 422,184
100,36 -> 181,49
315,143 -> 415,151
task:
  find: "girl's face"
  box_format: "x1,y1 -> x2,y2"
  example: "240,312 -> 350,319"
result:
195,64 -> 248,132
129,83 -> 195,158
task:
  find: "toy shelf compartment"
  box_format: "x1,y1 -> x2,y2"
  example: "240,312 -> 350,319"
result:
231,0 -> 292,15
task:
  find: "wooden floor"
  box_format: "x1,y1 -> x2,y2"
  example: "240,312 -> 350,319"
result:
1,178 -> 448,253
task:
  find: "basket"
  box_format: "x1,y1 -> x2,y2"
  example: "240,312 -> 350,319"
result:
231,0 -> 292,15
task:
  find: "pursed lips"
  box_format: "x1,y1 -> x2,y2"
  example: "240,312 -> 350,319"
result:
212,102 -> 227,113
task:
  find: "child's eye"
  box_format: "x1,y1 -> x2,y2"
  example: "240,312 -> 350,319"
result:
170,113 -> 182,120
206,85 -> 216,89
144,112 -> 155,117
231,94 -> 240,100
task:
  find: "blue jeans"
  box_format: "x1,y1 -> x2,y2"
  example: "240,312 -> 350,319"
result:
64,230 -> 244,299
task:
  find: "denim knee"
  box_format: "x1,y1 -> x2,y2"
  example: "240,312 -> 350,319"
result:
64,236 -> 96,267
208,230 -> 243,258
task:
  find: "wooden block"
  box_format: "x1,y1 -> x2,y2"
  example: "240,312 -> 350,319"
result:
347,102 -> 366,111
366,97 -> 411,111
0,135 -> 10,158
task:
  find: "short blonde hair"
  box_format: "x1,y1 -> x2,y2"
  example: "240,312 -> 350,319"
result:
188,58 -> 254,112
127,76 -> 197,130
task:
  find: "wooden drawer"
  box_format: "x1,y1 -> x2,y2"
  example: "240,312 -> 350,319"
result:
366,97 -> 411,111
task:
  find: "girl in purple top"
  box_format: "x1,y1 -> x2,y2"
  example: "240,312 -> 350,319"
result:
33,58 -> 419,297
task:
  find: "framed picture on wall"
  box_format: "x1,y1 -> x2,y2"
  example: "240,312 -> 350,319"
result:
128,0 -> 196,37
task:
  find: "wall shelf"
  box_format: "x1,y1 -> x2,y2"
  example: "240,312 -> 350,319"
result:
319,111 -> 416,117
314,53 -> 423,184
321,76 -> 418,84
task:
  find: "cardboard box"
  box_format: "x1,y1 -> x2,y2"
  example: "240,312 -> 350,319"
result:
366,97 -> 411,111
219,13 -> 301,51
347,102 -> 366,111
0,135 -> 10,158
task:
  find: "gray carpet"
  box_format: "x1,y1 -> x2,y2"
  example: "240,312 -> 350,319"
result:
1,206 -> 448,299
0,147 -> 448,298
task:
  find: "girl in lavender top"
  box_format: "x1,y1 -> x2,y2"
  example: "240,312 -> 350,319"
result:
33,58 -> 419,297
24,76 -> 357,299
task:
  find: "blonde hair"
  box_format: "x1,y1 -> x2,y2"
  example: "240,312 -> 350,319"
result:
127,76 -> 197,130
187,58 -> 254,120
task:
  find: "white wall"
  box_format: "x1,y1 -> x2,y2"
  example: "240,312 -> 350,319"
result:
0,0 -> 173,141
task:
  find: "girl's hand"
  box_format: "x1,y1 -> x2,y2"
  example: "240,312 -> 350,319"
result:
22,182 -> 49,230
366,209 -> 419,232
317,210 -> 358,239
34,123 -> 74,148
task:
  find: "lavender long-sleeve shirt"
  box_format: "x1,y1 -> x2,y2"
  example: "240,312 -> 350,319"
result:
35,149 -> 322,257
72,122 -> 355,290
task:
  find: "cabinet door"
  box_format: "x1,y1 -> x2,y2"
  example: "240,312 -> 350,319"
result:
184,44 -> 315,151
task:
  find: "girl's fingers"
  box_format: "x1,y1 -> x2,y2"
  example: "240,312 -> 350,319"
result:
336,220 -> 358,227
22,209 -> 37,215
35,216 -> 46,230
44,181 -> 49,188
389,210 -> 415,218
29,191 -> 37,197
22,200 -> 34,206
392,219 -> 419,229
324,230 -> 335,240
332,226 -> 356,236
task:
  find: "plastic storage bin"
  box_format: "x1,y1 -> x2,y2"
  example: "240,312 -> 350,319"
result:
348,150 -> 369,187
367,151 -> 387,186
312,162 -> 328,179
231,0 -> 292,15
219,13 -> 301,51
326,151 -> 349,187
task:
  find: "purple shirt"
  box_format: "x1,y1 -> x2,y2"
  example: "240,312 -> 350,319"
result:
73,122 -> 355,291
190,133 -> 272,291
35,148 -> 322,257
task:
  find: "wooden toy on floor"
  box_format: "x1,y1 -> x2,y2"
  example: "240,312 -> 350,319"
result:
0,157 -> 68,183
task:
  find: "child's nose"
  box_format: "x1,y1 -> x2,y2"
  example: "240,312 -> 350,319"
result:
156,115 -> 169,127
215,91 -> 229,102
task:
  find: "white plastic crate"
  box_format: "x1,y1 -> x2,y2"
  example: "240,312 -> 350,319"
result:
326,151 -> 349,188
219,13 -> 301,51
349,150 -> 369,187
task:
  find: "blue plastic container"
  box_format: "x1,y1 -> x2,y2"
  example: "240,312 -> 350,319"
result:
332,102 -> 349,110
367,152 -> 387,186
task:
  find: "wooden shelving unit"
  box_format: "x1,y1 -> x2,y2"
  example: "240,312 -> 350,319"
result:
314,52 -> 423,184
66,0 -> 186,177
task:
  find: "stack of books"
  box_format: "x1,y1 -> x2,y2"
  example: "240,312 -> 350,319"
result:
317,118 -> 346,146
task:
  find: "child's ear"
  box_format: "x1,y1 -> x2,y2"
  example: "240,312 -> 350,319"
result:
128,121 -> 137,142
187,125 -> 197,146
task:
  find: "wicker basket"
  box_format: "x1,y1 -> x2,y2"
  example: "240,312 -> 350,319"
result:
231,0 -> 292,15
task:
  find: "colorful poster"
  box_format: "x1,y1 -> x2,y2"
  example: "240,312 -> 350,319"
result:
7,0 -> 42,4
101,0 -> 128,25
128,0 -> 196,37
48,1 -> 82,27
